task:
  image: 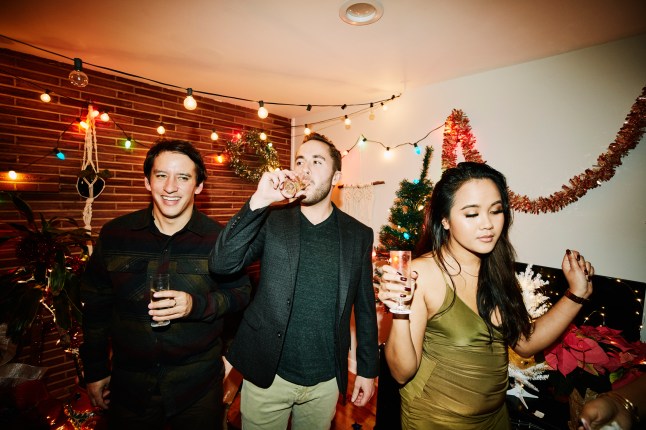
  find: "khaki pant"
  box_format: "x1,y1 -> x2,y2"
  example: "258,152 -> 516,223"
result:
241,374 -> 338,430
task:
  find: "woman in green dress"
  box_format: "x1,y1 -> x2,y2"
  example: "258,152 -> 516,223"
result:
378,162 -> 594,429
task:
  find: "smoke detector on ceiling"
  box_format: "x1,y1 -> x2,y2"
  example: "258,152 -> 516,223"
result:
339,1 -> 383,26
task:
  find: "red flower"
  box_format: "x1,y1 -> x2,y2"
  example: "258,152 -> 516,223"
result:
544,324 -> 646,388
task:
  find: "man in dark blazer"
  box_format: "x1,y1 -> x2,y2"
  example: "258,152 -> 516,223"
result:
209,133 -> 379,430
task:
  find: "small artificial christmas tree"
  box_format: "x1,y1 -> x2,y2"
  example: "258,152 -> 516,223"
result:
378,146 -> 434,252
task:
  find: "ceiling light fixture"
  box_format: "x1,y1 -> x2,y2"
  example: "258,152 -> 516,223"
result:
339,0 -> 383,26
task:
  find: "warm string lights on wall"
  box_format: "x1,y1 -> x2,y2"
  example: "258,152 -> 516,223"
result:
0,34 -> 398,120
337,123 -> 445,159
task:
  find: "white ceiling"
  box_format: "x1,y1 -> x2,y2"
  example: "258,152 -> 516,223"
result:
1,0 -> 645,118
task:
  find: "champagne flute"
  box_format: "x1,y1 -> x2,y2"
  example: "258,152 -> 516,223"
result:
149,273 -> 171,327
389,250 -> 413,314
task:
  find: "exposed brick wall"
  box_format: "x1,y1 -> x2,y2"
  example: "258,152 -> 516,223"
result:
0,48 -> 290,399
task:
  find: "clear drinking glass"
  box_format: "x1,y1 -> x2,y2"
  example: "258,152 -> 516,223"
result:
149,273 -> 170,327
281,176 -> 308,199
390,250 -> 413,314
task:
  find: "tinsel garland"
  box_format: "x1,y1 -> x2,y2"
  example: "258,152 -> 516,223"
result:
441,87 -> 645,213
224,129 -> 281,182
441,108 -> 485,171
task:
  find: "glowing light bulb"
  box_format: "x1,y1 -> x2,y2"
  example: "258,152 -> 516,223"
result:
342,150 -> 349,157
91,109 -> 100,118
382,102 -> 388,111
216,154 -> 224,163
79,119 -> 89,130
211,130 -> 219,141
369,110 -> 375,120
357,135 -> 367,147
183,88 -> 197,110
260,132 -> 267,141
258,101 -> 268,119
53,148 -> 65,160
267,142 -> 273,148
124,138 -> 132,149
100,111 -> 110,122
8,170 -> 17,180
344,115 -> 351,126
69,58 -> 89,88
304,125 -> 311,136
384,147 -> 392,159
157,123 -> 165,135
40,90 -> 51,103
414,144 -> 421,155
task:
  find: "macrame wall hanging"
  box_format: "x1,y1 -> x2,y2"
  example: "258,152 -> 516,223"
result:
75,105 -> 106,248
338,181 -> 385,227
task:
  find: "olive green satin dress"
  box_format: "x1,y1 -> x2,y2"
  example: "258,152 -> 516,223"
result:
400,280 -> 511,430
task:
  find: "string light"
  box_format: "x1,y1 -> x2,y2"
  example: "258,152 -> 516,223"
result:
53,148 -> 65,160
124,137 -> 132,149
8,170 -> 17,180
369,103 -> 375,120
78,117 -> 89,130
341,104 -> 347,110
157,122 -> 165,135
2,35 -> 401,119
216,154 -> 224,163
183,88 -> 197,110
381,101 -> 388,111
91,109 -> 100,118
414,143 -> 421,154
40,90 -> 51,103
306,104 -> 312,111
100,111 -> 110,122
69,58 -> 89,88
259,131 -> 267,141
211,129 -> 219,141
258,101 -> 268,119
304,125 -> 311,136
344,115 -> 351,126
384,147 -> 392,159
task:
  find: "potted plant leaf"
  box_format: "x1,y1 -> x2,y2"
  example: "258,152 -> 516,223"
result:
0,191 -> 93,380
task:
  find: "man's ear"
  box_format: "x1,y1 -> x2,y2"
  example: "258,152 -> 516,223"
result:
332,170 -> 342,186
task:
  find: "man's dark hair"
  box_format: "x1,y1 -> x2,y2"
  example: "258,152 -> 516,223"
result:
143,139 -> 207,185
302,132 -> 342,172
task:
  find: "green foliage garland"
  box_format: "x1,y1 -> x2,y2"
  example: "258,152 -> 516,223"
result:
224,129 -> 281,182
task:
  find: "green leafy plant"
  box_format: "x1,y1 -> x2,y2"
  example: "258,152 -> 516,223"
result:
0,191 -> 92,348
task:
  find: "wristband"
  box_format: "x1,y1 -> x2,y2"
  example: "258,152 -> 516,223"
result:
564,289 -> 590,305
598,391 -> 639,425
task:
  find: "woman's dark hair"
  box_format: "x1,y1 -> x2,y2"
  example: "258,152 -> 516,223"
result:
143,139 -> 207,185
415,162 -> 531,346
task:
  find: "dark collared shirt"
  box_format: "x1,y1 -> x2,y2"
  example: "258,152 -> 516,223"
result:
80,206 -> 250,415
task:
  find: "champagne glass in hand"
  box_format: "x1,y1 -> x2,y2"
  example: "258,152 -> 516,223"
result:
389,250 -> 413,314
150,274 -> 171,327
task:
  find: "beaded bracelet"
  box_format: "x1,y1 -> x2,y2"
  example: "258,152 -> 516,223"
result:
598,391 -> 640,425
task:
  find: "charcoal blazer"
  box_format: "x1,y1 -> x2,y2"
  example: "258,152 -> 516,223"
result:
209,200 -> 379,394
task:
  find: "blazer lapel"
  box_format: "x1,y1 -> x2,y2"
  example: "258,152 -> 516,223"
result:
281,206 -> 302,285
336,211 -> 355,320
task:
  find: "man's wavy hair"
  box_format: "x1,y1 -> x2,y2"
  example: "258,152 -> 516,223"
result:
302,132 -> 342,172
